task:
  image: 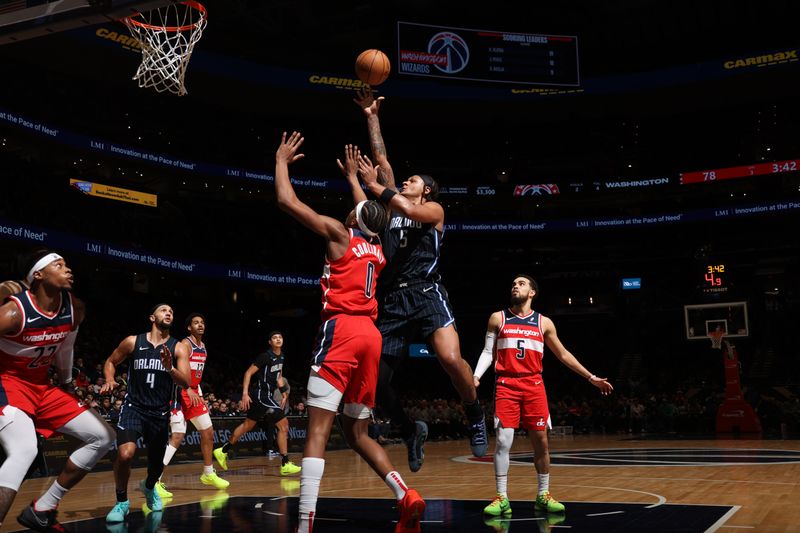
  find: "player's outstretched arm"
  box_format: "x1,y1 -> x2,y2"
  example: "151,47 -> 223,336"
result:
101,335 -> 136,393
358,154 -> 444,225
337,144 -> 368,204
541,315 -> 613,395
274,131 -> 350,256
353,86 -> 396,191
473,311 -> 502,387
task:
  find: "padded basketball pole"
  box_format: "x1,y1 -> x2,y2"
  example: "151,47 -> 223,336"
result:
715,341 -> 762,434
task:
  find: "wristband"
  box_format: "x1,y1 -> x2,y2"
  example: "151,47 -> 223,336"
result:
379,188 -> 397,204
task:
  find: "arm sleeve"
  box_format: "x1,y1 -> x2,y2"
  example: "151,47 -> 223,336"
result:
473,331 -> 496,379
55,328 -> 78,384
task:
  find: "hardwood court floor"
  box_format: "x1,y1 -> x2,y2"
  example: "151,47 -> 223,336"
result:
4,435 -> 800,532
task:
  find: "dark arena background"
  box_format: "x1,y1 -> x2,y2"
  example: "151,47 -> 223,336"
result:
1,1 -> 799,531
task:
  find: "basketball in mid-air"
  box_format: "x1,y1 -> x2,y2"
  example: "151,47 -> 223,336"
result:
355,49 -> 391,86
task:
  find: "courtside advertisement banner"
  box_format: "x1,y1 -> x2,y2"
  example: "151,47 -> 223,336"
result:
70,179 -> 157,207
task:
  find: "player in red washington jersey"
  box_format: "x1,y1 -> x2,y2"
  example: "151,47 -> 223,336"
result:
158,313 -> 229,496
473,275 -> 613,518
0,251 -> 116,532
274,133 -> 425,533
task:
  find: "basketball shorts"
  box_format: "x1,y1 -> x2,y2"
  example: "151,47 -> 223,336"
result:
116,402 -> 170,447
309,314 -> 381,409
177,386 -> 210,422
170,407 -> 212,433
0,374 -> 87,438
377,281 -> 456,359
494,375 -> 551,431
246,400 -> 286,423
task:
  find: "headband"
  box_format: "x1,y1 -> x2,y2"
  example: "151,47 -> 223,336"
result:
26,253 -> 63,284
355,200 -> 378,237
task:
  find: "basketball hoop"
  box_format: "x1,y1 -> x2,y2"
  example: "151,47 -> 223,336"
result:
123,1 -> 207,96
708,330 -> 726,350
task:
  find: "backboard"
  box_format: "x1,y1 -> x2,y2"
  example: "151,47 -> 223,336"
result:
684,301 -> 749,340
0,0 -> 173,45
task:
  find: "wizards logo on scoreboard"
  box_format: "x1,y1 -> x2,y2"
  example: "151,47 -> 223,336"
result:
513,184 -> 560,196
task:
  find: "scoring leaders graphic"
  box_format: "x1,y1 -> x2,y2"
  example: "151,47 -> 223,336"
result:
397,21 -> 580,86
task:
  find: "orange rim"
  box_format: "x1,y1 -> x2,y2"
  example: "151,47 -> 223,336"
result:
708,331 -> 725,347
124,0 -> 206,32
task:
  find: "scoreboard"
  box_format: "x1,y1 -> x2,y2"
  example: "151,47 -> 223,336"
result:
397,22 -> 580,86
680,159 -> 799,184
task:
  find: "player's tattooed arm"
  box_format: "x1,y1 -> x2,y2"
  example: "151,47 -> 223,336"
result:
0,301 -> 22,336
353,86 -> 397,191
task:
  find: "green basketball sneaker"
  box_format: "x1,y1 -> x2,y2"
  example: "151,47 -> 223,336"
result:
534,491 -> 565,513
280,460 -> 302,476
213,447 -> 229,470
483,494 -> 512,516
200,470 -> 230,489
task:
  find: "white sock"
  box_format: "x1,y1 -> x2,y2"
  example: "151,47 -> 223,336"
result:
384,471 -> 409,501
163,444 -> 178,467
35,481 -> 68,511
298,457 -> 325,533
538,473 -> 550,495
203,464 -> 214,475
496,475 -> 508,498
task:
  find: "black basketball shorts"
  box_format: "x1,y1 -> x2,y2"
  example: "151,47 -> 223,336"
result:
377,281 -> 456,359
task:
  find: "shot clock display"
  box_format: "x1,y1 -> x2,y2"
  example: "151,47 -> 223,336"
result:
703,264 -> 728,293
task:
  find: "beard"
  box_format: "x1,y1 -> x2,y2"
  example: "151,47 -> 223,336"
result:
155,319 -> 172,331
510,294 -> 527,306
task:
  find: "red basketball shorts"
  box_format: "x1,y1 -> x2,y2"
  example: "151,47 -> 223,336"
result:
178,387 -> 209,420
494,374 -> 550,431
311,314 -> 381,408
0,374 -> 87,438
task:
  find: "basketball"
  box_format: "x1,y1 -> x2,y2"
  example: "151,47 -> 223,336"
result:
355,49 -> 391,86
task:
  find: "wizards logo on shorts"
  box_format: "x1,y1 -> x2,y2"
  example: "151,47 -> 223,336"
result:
428,32 -> 470,74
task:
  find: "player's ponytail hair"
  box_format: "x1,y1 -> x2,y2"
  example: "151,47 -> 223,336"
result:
359,200 -> 389,236
419,174 -> 439,201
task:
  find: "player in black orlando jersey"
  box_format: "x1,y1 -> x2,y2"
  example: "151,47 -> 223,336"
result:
353,87 -> 488,473
101,304 -> 191,524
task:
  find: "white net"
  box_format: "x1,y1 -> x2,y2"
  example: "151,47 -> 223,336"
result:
709,331 -> 725,350
123,1 -> 207,96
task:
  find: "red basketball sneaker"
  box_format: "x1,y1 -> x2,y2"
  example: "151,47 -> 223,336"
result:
395,489 -> 425,533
